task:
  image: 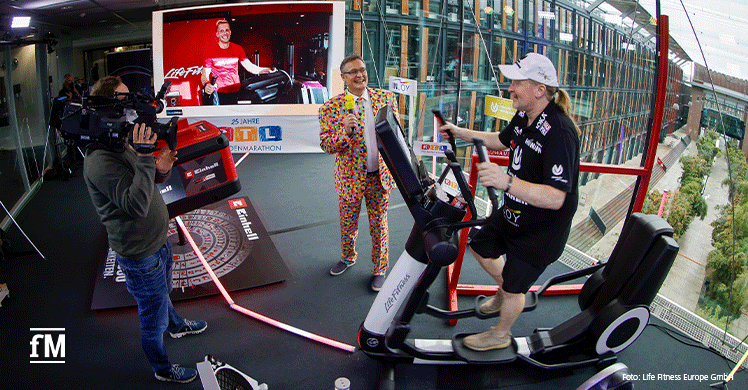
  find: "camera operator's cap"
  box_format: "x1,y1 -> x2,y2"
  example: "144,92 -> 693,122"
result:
499,53 -> 559,87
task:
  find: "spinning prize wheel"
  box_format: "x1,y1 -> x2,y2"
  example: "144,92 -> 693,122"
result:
168,208 -> 252,291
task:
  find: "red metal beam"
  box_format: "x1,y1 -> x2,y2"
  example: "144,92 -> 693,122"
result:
476,154 -> 650,176
632,15 -> 669,213
455,284 -> 584,296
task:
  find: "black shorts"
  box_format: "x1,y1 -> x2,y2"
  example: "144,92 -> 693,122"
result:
469,213 -> 558,294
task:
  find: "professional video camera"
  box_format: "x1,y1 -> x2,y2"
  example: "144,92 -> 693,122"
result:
56,81 -> 178,153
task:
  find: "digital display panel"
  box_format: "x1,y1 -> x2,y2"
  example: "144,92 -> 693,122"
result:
152,1 -> 345,118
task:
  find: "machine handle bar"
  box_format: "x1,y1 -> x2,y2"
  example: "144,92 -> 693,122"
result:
472,138 -> 500,211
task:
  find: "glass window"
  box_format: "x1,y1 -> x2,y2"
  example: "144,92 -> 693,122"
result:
505,0 -> 515,32
409,0 -> 424,17
462,0 -> 476,25
537,0 -> 555,40
447,0 -> 460,22
407,25 -> 422,80
490,36 -> 503,82
383,24 -> 401,82
384,0 -> 401,15
501,37 -> 515,84
426,26 -> 441,82
585,54 -> 594,86
357,19 -> 382,80
428,0 -> 441,18
462,32 -> 477,81
0,44 -> 44,210
444,29 -> 461,82
517,0 -> 525,33
492,0 -> 503,30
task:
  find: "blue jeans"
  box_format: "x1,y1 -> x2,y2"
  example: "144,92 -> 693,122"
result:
116,241 -> 185,372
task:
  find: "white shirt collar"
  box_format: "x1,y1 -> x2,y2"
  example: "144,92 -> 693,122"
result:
346,89 -> 370,102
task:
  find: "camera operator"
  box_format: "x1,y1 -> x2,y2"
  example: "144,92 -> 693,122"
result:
83,76 -> 207,383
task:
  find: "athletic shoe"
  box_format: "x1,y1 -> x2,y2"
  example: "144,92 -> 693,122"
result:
371,275 -> 385,292
478,292 -> 503,315
169,319 -> 207,339
155,364 -> 197,383
463,327 -> 512,351
330,260 -> 355,275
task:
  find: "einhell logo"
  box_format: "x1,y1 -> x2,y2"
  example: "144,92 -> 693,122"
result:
185,162 -> 220,180
30,328 -> 65,364
228,198 -> 247,209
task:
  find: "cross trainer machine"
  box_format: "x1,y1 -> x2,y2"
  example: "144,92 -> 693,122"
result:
358,106 -> 679,389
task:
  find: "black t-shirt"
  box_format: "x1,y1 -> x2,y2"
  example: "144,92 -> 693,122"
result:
495,102 -> 580,261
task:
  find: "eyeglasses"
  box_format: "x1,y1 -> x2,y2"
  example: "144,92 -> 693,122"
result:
343,67 -> 367,76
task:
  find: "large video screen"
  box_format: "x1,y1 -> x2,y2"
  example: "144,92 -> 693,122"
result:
152,1 -> 344,118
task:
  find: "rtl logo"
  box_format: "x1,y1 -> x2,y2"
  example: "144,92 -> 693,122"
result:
30,328 -> 65,363
421,143 -> 449,152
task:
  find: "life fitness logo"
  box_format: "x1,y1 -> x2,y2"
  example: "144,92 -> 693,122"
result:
164,66 -> 203,80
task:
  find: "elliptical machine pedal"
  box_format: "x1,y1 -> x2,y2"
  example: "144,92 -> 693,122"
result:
451,334 -> 518,364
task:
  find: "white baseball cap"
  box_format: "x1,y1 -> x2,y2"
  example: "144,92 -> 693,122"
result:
498,53 -> 559,87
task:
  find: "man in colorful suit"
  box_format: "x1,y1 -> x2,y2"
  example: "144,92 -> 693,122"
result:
319,54 -> 399,292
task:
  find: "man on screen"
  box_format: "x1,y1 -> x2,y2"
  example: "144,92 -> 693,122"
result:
201,19 -> 275,105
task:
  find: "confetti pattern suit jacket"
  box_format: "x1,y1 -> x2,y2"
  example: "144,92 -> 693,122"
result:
319,87 -> 398,202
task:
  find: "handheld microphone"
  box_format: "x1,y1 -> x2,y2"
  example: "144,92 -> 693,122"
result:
345,94 -> 355,114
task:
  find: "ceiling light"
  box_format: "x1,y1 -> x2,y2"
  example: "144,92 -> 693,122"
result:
719,34 -> 736,45
11,16 -> 31,28
18,0 -> 73,10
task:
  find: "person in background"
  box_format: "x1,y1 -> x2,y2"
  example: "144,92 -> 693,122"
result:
58,73 -> 79,100
74,76 -> 87,96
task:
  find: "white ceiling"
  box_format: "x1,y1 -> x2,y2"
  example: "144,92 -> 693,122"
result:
0,0 -> 214,33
